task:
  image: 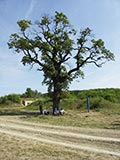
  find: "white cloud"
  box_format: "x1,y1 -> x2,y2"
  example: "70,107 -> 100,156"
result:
25,0 -> 37,19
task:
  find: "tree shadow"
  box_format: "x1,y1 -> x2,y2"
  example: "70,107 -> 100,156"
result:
111,121 -> 120,129
0,110 -> 41,117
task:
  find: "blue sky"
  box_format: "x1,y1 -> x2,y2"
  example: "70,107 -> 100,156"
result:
0,0 -> 120,96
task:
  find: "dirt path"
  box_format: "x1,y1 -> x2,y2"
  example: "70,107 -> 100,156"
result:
0,116 -> 120,157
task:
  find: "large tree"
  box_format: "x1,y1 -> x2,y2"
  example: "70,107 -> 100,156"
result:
8,12 -> 114,114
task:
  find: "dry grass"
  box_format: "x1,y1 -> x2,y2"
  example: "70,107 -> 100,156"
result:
22,110 -> 120,129
0,109 -> 120,160
0,133 -> 119,160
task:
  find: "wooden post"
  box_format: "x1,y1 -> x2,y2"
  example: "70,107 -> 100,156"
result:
87,96 -> 90,112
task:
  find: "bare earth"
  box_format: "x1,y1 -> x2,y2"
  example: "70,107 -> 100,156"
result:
0,115 -> 120,160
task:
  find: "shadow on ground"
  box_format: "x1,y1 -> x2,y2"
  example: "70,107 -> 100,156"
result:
111,121 -> 120,129
0,110 -> 41,117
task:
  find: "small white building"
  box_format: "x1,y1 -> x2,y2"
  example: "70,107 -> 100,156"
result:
22,99 -> 34,106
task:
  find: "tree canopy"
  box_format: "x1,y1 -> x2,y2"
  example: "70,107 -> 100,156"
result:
21,88 -> 41,98
8,11 -> 115,113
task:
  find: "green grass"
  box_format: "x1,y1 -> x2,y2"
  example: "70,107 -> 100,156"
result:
0,93 -> 120,129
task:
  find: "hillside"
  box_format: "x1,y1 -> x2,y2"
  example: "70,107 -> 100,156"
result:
0,88 -> 120,114
69,88 -> 120,103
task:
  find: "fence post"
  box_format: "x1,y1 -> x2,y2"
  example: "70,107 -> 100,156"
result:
87,96 -> 90,112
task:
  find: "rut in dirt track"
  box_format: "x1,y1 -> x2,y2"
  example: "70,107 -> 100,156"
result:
0,116 -> 120,157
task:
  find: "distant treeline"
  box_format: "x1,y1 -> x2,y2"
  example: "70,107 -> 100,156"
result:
0,94 -> 21,105
69,88 -> 120,103
0,88 -> 120,106
0,88 -> 41,105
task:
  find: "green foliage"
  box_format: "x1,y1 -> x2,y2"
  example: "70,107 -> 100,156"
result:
8,12 -> 115,110
0,94 -> 21,105
67,88 -> 120,112
1,88 -> 120,116
24,88 -> 120,112
22,88 -> 41,98
17,20 -> 31,31
69,88 -> 120,103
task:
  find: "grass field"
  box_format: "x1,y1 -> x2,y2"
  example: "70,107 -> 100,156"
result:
1,132 -> 118,160
20,110 -> 120,130
0,96 -> 120,160
0,105 -> 120,129
0,115 -> 120,160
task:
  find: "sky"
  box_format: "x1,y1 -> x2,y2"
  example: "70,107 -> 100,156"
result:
0,0 -> 120,96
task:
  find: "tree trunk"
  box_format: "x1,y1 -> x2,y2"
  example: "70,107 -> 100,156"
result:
53,97 -> 60,114
52,81 -> 61,114
52,70 -> 64,114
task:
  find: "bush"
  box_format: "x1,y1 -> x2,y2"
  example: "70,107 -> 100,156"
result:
0,94 -> 21,105
90,97 -> 113,111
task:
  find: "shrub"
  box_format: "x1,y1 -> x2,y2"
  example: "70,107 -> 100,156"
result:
0,94 -> 21,105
